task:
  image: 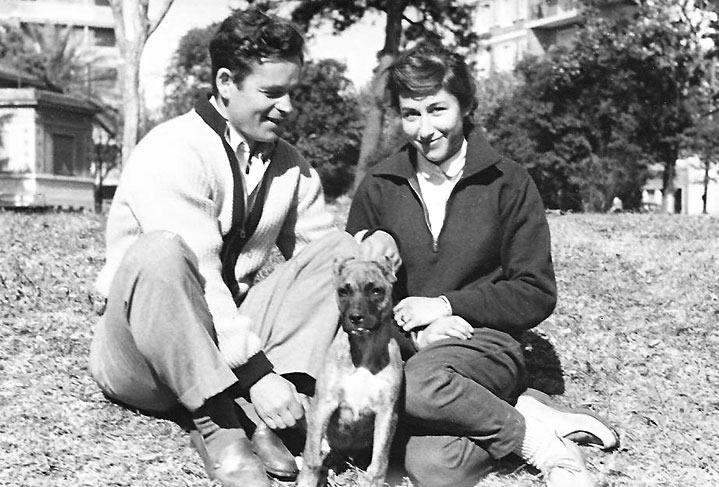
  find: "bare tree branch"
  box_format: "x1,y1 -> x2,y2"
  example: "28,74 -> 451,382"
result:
148,0 -> 175,38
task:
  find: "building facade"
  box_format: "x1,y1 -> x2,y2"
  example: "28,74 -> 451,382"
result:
0,0 -> 120,104
0,87 -> 98,207
474,0 -> 584,76
473,0 -> 636,76
0,0 -> 115,49
0,0 -> 118,207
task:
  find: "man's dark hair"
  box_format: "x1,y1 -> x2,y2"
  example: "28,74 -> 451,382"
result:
388,40 -> 477,117
209,7 -> 305,94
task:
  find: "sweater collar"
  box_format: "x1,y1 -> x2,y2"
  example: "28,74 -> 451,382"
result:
194,94 -> 275,161
373,124 -> 502,181
194,94 -> 227,138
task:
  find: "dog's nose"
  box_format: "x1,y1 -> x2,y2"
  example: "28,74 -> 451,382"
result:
349,313 -> 364,325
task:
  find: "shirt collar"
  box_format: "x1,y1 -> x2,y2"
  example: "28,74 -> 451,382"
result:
209,96 -> 273,162
417,138 -> 467,180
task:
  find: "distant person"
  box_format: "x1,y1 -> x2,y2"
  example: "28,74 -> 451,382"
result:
348,40 -> 619,487
610,196 -> 624,213
89,8 -> 356,487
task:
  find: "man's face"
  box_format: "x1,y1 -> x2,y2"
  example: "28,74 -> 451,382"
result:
216,58 -> 302,148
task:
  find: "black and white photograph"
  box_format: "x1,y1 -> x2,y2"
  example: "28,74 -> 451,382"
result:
1,1 -> 717,486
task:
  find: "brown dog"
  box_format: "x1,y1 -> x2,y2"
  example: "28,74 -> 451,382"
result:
297,256 -> 403,487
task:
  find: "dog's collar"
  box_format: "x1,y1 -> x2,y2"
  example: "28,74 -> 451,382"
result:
348,328 -> 373,336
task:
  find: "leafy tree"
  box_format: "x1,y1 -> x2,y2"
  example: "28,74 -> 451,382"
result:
683,117 -> 719,214
486,54 -> 649,212
474,71 -> 519,129
282,58 -> 363,198
485,0 -> 716,212
0,22 -> 89,94
162,22 -> 218,120
287,0 -> 480,192
161,26 -> 363,198
108,0 -> 175,165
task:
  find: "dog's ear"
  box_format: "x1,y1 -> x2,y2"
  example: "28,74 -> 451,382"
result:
333,255 -> 355,280
376,256 -> 397,284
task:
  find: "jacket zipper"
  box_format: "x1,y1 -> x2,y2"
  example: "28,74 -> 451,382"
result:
408,179 -> 439,253
407,178 -> 463,254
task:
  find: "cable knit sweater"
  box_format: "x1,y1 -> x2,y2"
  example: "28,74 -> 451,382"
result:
95,104 -> 335,378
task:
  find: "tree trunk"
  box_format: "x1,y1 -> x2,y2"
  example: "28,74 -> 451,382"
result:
109,0 -> 174,166
702,159 -> 710,214
351,0 -> 405,193
120,47 -> 142,165
661,154 -> 677,214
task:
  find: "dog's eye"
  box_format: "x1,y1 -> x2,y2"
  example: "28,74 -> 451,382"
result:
371,287 -> 384,297
337,287 -> 349,297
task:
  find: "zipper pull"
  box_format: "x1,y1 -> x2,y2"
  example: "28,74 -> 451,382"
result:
432,239 -> 438,253
240,228 -> 246,239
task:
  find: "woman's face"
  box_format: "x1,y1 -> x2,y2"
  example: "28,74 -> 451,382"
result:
398,88 -> 466,165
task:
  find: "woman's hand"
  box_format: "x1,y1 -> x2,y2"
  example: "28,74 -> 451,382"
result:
358,230 -> 402,272
394,296 -> 452,332
414,316 -> 474,349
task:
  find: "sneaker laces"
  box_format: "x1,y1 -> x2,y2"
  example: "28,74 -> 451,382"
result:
542,454 -> 583,476
527,435 -> 584,475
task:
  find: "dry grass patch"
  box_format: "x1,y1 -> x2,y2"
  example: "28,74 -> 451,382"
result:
1,209 -> 717,486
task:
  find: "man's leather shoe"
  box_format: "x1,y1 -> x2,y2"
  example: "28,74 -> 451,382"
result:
516,388 -> 620,450
190,428 -> 270,487
191,392 -> 269,487
251,422 -> 299,479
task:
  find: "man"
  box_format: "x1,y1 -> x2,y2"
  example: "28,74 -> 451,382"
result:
89,8 -> 356,487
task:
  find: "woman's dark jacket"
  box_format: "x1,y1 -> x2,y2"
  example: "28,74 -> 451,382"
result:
346,127 -> 557,335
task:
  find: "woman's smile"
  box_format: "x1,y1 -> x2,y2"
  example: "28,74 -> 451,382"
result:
399,88 -> 467,165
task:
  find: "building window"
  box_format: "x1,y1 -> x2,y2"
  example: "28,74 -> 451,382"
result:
91,27 -> 116,47
52,133 -> 75,176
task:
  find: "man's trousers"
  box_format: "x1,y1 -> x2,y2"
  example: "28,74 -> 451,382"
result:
89,230 -> 358,413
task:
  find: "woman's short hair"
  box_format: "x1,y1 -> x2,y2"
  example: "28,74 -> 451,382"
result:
388,40 -> 477,116
209,7 -> 305,93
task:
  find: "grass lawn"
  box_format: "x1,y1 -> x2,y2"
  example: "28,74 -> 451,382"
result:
1,208 -> 718,486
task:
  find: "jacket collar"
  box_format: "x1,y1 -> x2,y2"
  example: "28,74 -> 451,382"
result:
373,124 -> 502,181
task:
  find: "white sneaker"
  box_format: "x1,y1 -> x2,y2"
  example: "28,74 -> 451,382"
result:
516,388 -> 619,450
529,435 -> 595,487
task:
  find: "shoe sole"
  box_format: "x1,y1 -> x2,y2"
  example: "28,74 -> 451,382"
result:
522,388 -> 620,451
261,463 -> 299,481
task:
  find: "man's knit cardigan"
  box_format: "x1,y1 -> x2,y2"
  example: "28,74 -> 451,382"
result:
95,105 -> 335,377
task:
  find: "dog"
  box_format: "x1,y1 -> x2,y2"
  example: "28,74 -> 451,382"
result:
297,256 -> 403,487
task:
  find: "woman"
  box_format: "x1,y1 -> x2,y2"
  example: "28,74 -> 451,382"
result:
346,41 -> 617,487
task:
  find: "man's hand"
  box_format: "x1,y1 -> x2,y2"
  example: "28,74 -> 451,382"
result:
249,373 -> 304,430
394,296 -> 452,332
358,230 -> 401,272
414,316 -> 474,349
